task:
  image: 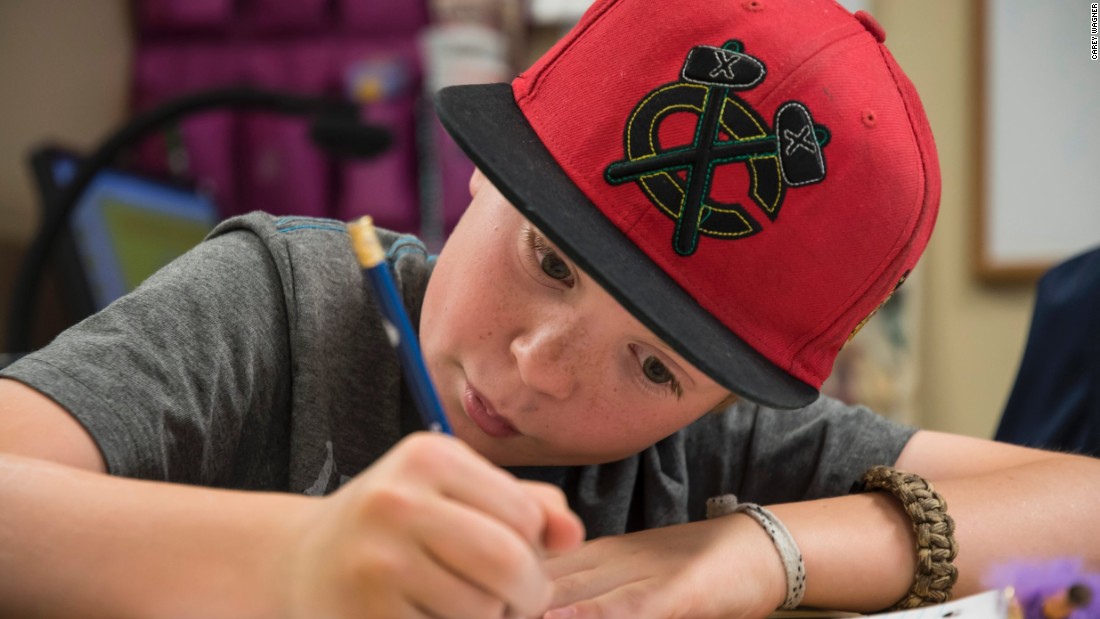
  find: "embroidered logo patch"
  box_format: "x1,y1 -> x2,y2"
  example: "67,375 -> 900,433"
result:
605,41 -> 830,256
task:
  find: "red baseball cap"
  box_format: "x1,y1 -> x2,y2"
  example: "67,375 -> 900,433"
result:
434,0 -> 940,409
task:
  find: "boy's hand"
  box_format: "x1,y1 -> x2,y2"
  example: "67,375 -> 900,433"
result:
284,432 -> 584,619
542,515 -> 784,619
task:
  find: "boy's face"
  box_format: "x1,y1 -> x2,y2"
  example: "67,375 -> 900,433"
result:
420,170 -> 730,467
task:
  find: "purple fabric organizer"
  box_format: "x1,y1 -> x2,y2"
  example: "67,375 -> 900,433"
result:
130,0 -> 452,236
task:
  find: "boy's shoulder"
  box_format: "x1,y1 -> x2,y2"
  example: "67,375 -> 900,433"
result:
208,212 -> 433,272
205,211 -> 435,340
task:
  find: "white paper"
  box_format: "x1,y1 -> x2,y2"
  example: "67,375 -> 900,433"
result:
769,589 -> 1013,619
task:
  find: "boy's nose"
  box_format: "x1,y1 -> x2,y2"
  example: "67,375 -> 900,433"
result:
510,319 -> 586,401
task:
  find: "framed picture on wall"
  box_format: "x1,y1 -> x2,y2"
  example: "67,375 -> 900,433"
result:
975,0 -> 1100,283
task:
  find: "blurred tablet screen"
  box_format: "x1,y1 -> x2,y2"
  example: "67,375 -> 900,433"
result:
30,148 -> 219,314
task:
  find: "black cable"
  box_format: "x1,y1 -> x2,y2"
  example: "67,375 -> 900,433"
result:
6,86 -> 388,355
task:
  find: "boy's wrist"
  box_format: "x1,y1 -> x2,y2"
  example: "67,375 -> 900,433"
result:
707,497 -> 798,612
769,493 -> 918,612
713,512 -> 790,613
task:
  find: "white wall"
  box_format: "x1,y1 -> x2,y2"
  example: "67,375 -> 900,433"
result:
875,0 -> 1037,438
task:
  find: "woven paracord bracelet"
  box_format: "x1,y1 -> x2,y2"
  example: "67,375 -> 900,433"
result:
852,465 -> 959,610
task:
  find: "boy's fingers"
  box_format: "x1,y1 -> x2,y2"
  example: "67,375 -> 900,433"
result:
547,567 -> 599,611
543,544 -> 600,581
417,495 -> 553,617
518,481 -> 585,552
394,434 -> 550,549
545,580 -> 664,619
544,541 -> 645,610
376,434 -> 587,617
403,546 -> 509,619
546,557 -> 631,610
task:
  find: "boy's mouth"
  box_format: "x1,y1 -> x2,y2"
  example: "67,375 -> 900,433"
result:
463,383 -> 520,438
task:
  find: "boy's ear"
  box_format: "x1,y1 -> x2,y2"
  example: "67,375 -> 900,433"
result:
469,167 -> 487,198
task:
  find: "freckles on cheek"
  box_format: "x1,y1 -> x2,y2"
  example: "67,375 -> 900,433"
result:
577,388 -> 621,429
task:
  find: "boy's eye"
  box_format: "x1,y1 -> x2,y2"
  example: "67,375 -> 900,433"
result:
642,356 -> 673,384
540,252 -> 571,281
524,227 -> 575,287
631,344 -> 685,399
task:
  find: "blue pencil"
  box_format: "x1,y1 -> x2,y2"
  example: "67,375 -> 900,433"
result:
347,216 -> 454,435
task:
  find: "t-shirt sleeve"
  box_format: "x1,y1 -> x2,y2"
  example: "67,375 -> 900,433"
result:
0,226 -> 291,487
687,396 -> 918,506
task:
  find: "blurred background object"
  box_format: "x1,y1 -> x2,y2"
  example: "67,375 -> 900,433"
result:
28,145 -> 219,323
994,245 -> 1100,457
1,1 -> 1098,446
6,86 -> 391,355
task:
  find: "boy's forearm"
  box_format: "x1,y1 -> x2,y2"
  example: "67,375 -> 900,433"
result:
772,454 -> 1100,612
0,453 -> 311,619
769,492 -> 916,611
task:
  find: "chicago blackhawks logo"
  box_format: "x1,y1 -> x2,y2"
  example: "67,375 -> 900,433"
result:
605,41 -> 831,256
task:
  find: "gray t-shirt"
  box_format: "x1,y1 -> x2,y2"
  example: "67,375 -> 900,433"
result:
2,212 -> 916,537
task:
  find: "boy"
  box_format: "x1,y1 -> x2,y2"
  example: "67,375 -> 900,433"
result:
1,0 -> 1098,618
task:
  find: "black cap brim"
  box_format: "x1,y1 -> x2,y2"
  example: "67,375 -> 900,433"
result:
434,83 -> 818,410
